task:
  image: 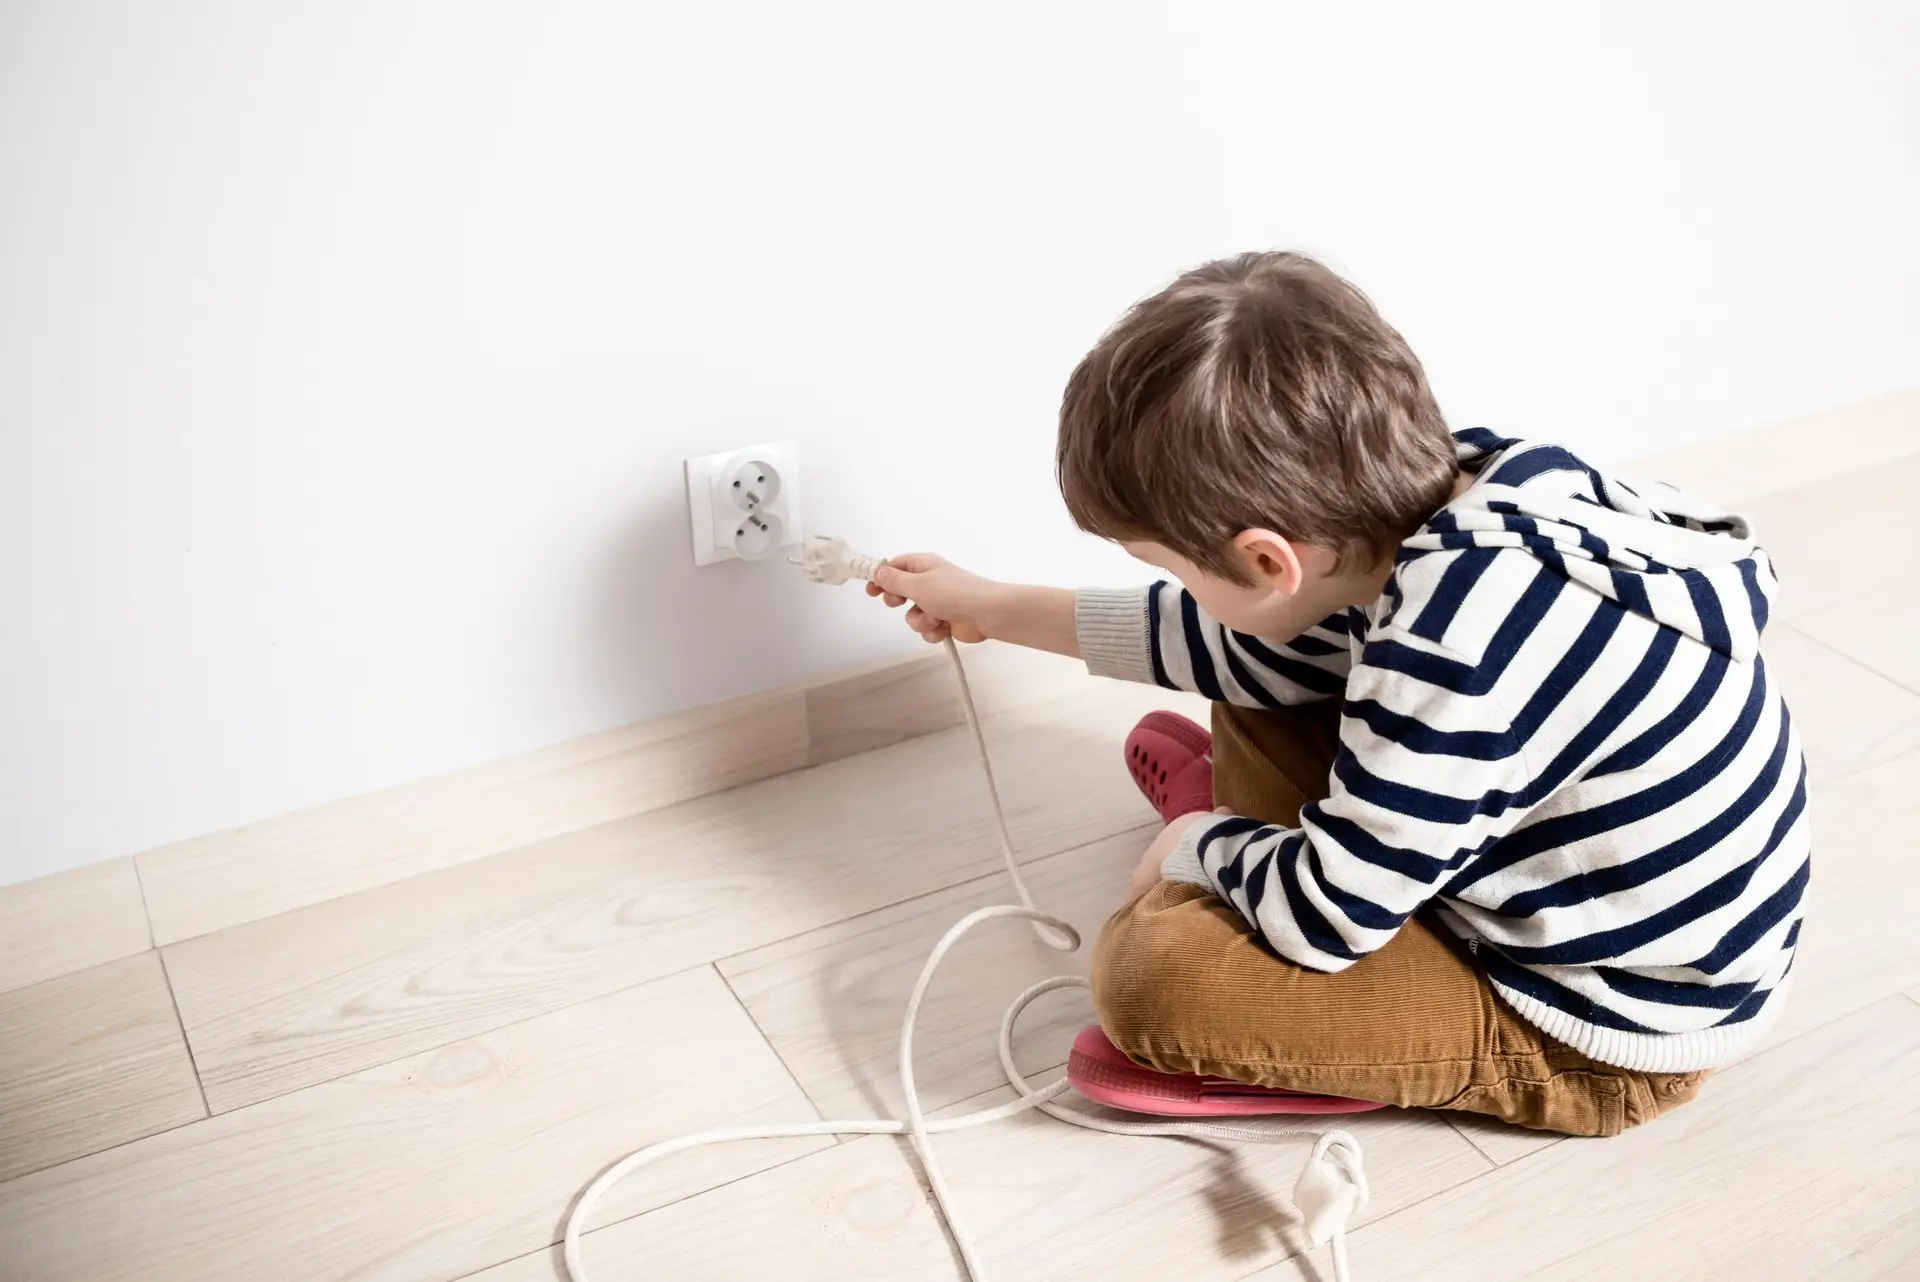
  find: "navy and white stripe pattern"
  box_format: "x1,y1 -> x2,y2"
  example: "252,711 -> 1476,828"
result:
1077,431 -> 1806,1073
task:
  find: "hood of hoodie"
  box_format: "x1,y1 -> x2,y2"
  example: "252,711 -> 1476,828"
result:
1396,429 -> 1777,662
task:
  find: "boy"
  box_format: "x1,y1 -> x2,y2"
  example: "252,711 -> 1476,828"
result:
868,252 -> 1805,1136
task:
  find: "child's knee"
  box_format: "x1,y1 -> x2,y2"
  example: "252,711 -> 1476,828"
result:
1090,882 -> 1240,1050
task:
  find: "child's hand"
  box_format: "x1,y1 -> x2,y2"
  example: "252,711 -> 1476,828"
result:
1128,811 -> 1217,900
867,553 -> 1003,645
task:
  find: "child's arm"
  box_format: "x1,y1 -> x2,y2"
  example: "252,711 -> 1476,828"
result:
869,554 -> 1080,657
870,558 -> 1352,707
1078,582 -> 1355,707
1155,640 -> 1532,971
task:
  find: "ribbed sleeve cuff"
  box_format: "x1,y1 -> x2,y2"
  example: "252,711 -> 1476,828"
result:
1157,818 -> 1217,890
1075,587 -> 1156,685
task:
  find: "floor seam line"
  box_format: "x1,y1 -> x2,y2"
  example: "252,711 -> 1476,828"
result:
711,819 -> 1159,974
155,815 -> 1155,1114
461,1140 -> 846,1280
128,855 -> 159,951
0,1112 -> 214,1192
132,856 -> 212,1119
1439,1115 -> 1502,1168
152,948 -> 213,1120
712,963 -> 836,1129
1777,622 -> 1920,699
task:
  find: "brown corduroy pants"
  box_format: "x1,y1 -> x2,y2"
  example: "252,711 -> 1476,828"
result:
1091,700 -> 1705,1137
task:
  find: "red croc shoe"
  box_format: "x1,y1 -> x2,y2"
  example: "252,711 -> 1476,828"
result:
1067,1026 -> 1386,1117
1125,711 -> 1215,823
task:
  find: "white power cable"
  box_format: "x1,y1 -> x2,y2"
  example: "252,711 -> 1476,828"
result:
559,536 -> 1368,1281
944,623 -> 1078,952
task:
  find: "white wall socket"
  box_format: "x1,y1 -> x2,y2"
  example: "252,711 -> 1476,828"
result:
685,439 -> 803,567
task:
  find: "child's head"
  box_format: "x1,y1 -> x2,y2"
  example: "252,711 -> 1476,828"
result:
1057,251 -> 1457,631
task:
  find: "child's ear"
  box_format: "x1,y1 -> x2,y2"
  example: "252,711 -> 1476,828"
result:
1233,528 -> 1305,596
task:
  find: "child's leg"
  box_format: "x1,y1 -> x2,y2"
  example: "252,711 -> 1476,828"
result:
1091,701 -> 1705,1137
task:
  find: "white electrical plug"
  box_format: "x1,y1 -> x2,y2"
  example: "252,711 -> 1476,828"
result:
1291,1133 -> 1370,1246
791,535 -> 886,586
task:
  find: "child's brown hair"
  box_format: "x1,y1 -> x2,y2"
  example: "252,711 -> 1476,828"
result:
1056,252 -> 1457,583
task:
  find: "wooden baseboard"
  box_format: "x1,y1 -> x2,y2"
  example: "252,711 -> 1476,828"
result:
1629,386 -> 1920,507
4,387 -> 1914,985
131,642 -> 1083,950
0,859 -> 153,994
0,640 -> 1085,984
802,642 -> 1086,767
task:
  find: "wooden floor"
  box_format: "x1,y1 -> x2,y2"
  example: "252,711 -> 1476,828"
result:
4,446 -> 1920,1281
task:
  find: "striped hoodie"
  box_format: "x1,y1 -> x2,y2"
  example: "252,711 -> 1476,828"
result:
1075,430 -> 1807,1073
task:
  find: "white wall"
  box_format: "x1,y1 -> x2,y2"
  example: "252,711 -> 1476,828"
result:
3,0 -> 1917,887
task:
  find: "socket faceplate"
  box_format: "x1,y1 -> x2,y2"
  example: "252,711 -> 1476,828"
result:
685,439 -> 802,566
